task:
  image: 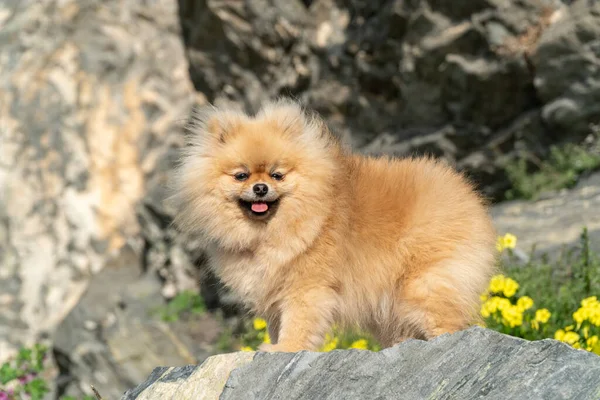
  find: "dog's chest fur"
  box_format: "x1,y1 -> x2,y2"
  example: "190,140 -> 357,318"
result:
206,244 -> 293,311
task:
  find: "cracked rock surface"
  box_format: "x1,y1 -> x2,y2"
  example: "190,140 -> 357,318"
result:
121,327 -> 600,400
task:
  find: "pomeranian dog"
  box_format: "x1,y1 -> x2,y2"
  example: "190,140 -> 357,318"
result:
172,99 -> 497,352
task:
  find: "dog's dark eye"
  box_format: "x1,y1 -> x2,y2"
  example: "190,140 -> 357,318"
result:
270,172 -> 284,181
234,172 -> 249,181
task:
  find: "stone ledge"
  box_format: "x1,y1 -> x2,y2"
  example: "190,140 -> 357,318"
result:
121,327 -> 600,400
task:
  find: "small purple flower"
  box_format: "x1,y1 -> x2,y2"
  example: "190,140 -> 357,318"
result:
18,373 -> 35,384
0,391 -> 10,400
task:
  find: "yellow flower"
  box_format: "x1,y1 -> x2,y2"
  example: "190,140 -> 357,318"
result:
534,308 -> 551,323
588,306 -> 600,326
562,331 -> 580,345
531,320 -> 539,330
488,275 -> 506,293
577,296 -> 600,326
480,296 -> 511,318
496,297 -> 511,310
496,237 -> 505,252
501,305 -> 523,327
590,311 -> 600,327
582,326 -> 590,339
486,274 -> 520,298
480,304 -> 491,318
480,294 -> 488,303
516,296 -> 534,312
573,308 -> 588,327
581,296 -> 598,308
240,346 -> 254,352
253,318 -> 268,331
586,336 -> 600,354
555,329 -> 584,348
502,278 -> 519,298
496,233 -> 517,252
503,233 -> 517,249
321,334 -> 339,352
350,339 -> 369,350
263,332 -> 271,344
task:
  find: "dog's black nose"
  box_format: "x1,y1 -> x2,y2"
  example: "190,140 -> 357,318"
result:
253,183 -> 269,197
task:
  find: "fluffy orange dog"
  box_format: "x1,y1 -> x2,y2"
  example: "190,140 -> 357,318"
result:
173,99 -> 497,352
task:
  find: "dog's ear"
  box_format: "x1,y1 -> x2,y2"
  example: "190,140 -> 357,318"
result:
185,104 -> 246,146
258,98 -> 335,146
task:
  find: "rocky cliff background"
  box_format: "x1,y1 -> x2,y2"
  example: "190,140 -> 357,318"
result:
180,0 -> 599,197
0,0 -> 599,398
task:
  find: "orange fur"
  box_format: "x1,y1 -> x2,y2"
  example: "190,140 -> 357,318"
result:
172,99 -> 497,352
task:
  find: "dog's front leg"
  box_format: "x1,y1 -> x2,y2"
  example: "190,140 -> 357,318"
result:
258,288 -> 337,352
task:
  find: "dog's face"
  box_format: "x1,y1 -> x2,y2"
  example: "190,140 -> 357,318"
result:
213,127 -> 303,222
174,100 -> 340,250
230,167 -> 283,221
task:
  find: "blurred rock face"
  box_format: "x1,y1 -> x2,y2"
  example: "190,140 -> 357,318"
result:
179,0 -> 600,198
0,0 -> 195,358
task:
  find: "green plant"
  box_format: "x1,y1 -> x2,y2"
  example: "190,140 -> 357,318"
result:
216,326 -> 237,352
482,229 -> 600,353
156,290 -> 206,322
505,136 -> 600,200
0,344 -> 49,400
1,344 -> 101,400
237,317 -> 381,352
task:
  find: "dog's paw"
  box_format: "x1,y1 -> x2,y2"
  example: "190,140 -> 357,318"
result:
257,343 -> 277,352
258,342 -> 309,352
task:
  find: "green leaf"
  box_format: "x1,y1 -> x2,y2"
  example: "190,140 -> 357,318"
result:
0,362 -> 19,384
158,291 -> 206,322
23,377 -> 50,400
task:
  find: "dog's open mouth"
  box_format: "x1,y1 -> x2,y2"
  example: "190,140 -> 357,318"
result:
238,199 -> 280,219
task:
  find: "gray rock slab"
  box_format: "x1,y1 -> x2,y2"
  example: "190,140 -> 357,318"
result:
122,327 -> 600,400
120,352 -> 255,400
492,171 -> 600,260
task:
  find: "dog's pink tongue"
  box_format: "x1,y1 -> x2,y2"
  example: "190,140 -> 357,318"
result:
251,202 -> 268,213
